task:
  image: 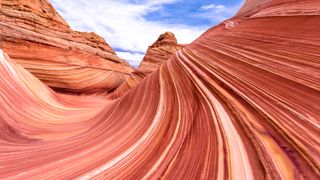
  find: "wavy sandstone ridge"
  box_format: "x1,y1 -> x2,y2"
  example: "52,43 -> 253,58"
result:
111,32 -> 183,98
0,0 -> 133,93
0,0 -> 320,179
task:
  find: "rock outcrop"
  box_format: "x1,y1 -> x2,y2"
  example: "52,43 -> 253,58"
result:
0,0 -> 133,93
0,0 -> 320,179
138,31 -> 183,74
111,32 -> 183,98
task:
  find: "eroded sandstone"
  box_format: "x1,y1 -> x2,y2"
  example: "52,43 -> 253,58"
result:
0,0 -> 133,93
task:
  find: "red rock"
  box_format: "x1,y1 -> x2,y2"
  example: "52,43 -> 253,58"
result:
0,0 -> 133,93
111,32 -> 183,98
138,31 -> 183,74
0,0 -> 320,179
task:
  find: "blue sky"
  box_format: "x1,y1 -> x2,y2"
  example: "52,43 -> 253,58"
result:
50,0 -> 243,67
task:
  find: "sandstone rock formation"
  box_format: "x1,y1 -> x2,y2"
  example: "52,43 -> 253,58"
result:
0,0 -> 133,93
110,32 -> 183,98
138,31 -> 183,74
0,0 -> 320,179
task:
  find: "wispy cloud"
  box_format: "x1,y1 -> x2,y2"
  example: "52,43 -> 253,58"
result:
201,4 -> 226,11
49,0 -> 242,66
197,2 -> 243,22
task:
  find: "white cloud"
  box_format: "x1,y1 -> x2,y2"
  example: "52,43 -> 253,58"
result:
201,4 -> 225,11
198,3 -> 243,22
140,0 -> 178,6
50,0 -> 205,67
116,51 -> 145,67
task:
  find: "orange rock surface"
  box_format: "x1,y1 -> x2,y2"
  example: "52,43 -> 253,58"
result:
0,0 -> 320,179
0,0 -> 133,93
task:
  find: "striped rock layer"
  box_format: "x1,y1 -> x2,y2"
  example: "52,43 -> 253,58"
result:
111,32 -> 183,98
0,0 -> 133,94
0,0 -> 320,179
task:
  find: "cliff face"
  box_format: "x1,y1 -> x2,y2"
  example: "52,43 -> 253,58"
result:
110,32 -> 183,98
0,0 -> 133,93
0,0 -> 320,179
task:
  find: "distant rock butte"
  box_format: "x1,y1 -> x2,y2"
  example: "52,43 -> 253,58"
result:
138,32 -> 183,74
110,32 -> 183,98
0,0 -> 133,93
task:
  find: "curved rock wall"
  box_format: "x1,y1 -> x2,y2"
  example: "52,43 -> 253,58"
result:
0,0 -> 319,179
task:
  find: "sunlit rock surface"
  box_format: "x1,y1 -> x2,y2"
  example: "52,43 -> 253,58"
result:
111,32 -> 183,98
0,0 -> 320,179
0,0 -> 133,93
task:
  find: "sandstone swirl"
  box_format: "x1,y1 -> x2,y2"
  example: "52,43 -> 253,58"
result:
0,0 -> 133,94
0,0 -> 320,179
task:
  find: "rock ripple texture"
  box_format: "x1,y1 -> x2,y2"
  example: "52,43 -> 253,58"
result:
0,0 -> 320,179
